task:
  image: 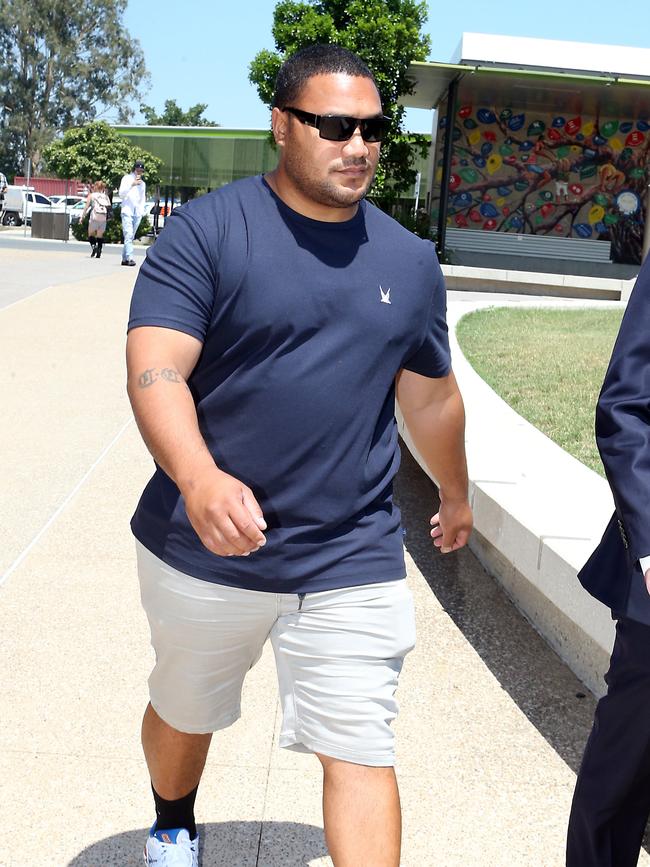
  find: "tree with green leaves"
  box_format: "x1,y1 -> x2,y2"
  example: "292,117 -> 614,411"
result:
140,99 -> 218,127
249,0 -> 430,211
0,0 -> 148,175
43,122 -> 162,191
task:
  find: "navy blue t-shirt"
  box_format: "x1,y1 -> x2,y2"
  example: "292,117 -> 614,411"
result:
128,175 -> 450,593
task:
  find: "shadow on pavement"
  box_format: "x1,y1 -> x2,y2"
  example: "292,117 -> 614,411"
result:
396,441 -> 650,853
68,820 -> 328,866
394,440 -> 597,775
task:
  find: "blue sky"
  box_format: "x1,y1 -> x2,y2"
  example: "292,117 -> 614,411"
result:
121,0 -> 650,133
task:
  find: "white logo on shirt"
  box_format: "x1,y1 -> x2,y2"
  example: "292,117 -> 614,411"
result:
379,285 -> 391,304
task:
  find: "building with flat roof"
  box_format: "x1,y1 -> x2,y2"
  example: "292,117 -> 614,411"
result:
404,33 -> 650,266
112,126 -> 278,191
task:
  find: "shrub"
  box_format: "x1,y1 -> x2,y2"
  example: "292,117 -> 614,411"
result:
71,204 -> 151,243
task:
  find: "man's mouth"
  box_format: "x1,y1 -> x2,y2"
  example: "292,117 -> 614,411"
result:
336,165 -> 368,175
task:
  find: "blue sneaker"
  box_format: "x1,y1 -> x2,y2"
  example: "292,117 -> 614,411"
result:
143,825 -> 198,866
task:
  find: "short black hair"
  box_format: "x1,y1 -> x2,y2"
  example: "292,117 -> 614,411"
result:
272,44 -> 378,109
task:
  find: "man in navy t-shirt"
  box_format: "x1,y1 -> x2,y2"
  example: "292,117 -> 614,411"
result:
128,44 -> 472,867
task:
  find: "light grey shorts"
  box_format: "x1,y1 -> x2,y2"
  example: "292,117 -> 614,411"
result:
136,542 -> 416,766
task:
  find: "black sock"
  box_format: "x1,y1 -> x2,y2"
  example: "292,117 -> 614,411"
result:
152,783 -> 198,839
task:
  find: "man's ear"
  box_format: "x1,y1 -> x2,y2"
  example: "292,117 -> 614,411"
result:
271,107 -> 287,148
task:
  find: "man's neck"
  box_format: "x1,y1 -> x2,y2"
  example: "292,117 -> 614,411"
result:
264,169 -> 358,223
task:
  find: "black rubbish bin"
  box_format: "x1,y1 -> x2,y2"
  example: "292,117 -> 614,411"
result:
31,211 -> 70,240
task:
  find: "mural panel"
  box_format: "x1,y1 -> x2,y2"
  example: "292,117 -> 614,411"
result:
432,100 -> 649,263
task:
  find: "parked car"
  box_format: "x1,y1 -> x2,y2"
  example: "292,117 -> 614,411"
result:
49,195 -> 84,210
1,186 -> 54,226
68,200 -> 87,224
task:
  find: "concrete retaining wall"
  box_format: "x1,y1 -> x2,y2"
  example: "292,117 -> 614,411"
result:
441,263 -> 634,301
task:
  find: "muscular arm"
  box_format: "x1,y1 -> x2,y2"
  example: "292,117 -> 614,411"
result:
126,326 -> 266,556
396,368 -> 472,553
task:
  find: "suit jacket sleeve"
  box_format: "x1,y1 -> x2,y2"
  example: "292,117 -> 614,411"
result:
596,254 -> 650,562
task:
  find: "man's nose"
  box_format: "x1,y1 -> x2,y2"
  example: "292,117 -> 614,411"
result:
343,127 -> 370,157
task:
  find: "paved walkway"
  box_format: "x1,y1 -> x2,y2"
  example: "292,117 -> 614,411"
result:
0,237 -> 629,866
0,230 -> 146,309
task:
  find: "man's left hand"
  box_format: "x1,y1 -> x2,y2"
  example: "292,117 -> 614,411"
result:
430,495 -> 473,554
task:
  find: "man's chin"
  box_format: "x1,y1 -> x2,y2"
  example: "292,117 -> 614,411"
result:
331,177 -> 371,203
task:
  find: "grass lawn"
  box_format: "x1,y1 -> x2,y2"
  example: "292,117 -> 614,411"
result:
456,307 -> 625,477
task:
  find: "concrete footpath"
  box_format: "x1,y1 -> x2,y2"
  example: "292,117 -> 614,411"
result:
0,240 -> 639,866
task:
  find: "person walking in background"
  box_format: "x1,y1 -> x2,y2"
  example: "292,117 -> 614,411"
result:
82,180 -> 111,258
118,159 -> 146,266
567,255 -> 650,867
0,171 -> 7,224
127,44 -> 472,867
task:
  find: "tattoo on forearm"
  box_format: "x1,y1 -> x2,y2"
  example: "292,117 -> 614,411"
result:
138,368 -> 158,388
161,368 -> 182,383
137,367 -> 184,388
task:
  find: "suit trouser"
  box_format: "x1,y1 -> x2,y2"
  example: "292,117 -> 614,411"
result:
567,617 -> 650,866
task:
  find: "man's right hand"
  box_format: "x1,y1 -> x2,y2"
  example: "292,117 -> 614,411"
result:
182,467 -> 267,557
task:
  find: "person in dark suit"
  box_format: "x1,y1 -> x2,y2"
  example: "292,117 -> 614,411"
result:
567,254 -> 650,867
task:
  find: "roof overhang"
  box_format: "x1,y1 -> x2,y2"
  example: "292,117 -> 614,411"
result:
402,60 -> 650,118
401,62 -> 467,109
113,125 -> 268,139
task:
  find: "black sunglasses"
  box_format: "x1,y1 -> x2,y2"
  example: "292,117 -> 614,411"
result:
283,106 -> 391,142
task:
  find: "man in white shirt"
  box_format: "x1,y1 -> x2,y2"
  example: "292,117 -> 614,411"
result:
118,160 -> 146,266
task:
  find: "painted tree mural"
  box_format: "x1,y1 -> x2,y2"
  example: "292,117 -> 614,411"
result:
432,102 -> 649,264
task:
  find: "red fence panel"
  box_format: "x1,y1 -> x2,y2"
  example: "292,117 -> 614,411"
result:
13,177 -> 89,197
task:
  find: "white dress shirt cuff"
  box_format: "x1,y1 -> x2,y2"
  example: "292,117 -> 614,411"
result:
639,555 -> 650,575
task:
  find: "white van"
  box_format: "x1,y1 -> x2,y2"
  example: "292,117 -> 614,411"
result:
1,186 -> 53,226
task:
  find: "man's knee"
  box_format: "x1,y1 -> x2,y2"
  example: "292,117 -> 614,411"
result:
316,752 -> 395,781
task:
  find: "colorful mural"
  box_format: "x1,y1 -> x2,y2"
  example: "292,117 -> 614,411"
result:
432,101 -> 649,263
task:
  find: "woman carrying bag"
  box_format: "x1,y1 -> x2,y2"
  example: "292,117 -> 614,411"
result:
83,181 -> 112,258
